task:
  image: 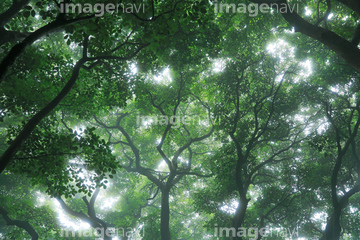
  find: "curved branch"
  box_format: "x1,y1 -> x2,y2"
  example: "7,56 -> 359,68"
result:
0,14 -> 95,83
0,207 -> 38,240
56,196 -> 102,229
172,125 -> 214,164
337,0 -> 360,15
0,0 -> 31,27
250,0 -> 360,72
0,52 -> 88,173
82,188 -> 111,236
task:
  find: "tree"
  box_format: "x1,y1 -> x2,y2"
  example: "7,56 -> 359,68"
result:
304,83 -> 360,240
2,1 -> 360,239
247,0 -> 360,73
92,67 -> 215,239
193,40 -> 314,239
0,173 -> 60,239
1,1 -> 216,239
0,0 -> 192,173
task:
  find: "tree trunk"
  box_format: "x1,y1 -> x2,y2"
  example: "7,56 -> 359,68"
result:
232,195 -> 249,240
321,208 -> 342,240
161,188 -> 171,240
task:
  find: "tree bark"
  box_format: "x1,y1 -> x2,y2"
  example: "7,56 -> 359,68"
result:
337,0 -> 360,15
322,209 -> 342,240
232,195 -> 249,240
0,0 -> 31,27
0,57 -> 87,173
249,0 -> 360,73
57,189 -> 112,240
161,187 -> 171,240
0,15 -> 94,84
0,27 -> 31,46
0,206 -> 39,240
320,102 -> 360,240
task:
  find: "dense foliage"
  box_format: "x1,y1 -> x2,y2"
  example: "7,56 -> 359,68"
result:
1,0 -> 360,240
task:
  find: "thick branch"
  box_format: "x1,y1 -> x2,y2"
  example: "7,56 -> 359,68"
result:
56,196 -> 103,229
123,166 -> 163,188
0,29 -> 31,46
0,14 -> 95,83
0,0 -> 31,27
0,55 -> 88,173
350,24 -> 360,46
337,0 -> 360,15
250,0 -> 360,72
0,207 -> 38,240
82,188 -> 111,235
96,112 -> 163,188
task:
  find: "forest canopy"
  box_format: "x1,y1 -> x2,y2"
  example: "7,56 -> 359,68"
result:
1,0 -> 360,240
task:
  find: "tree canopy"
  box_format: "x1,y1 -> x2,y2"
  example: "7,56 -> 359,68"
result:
1,0 -> 360,240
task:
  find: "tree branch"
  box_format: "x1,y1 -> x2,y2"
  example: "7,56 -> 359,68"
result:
0,54 -> 88,173
0,0 -> 31,27
0,14 -> 95,83
250,0 -> 360,72
0,207 -> 38,240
